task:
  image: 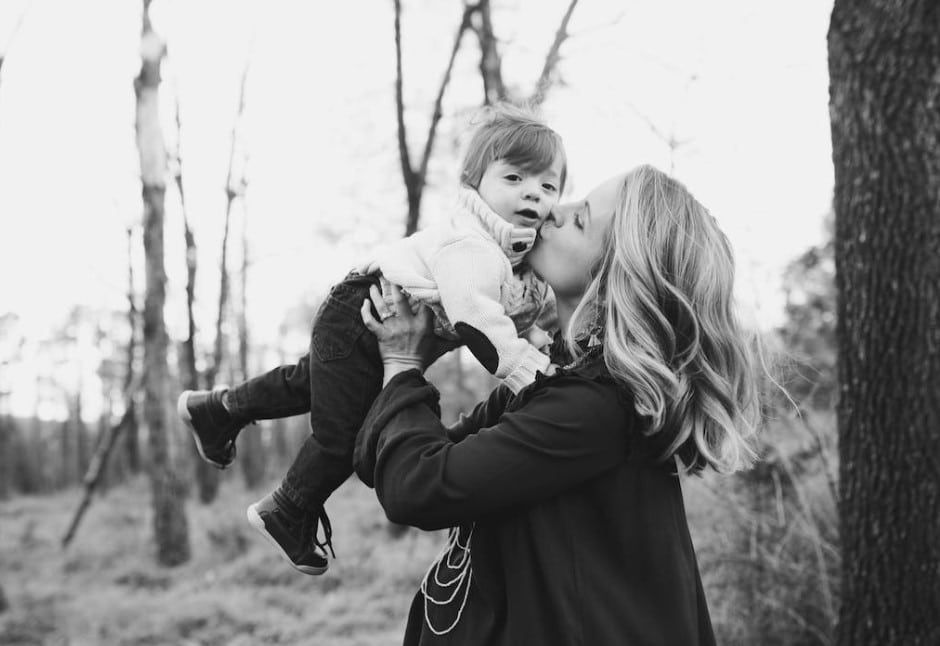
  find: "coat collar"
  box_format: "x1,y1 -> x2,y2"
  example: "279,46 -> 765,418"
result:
452,187 -> 537,267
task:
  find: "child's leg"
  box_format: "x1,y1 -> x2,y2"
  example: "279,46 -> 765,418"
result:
226,357 -> 312,421
179,354 -> 312,470
248,273 -> 384,574
282,272 -> 384,508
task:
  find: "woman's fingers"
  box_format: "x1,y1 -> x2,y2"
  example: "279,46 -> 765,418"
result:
385,280 -> 412,319
360,297 -> 384,334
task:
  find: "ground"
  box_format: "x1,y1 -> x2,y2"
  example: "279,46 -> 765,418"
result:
0,465 -> 794,645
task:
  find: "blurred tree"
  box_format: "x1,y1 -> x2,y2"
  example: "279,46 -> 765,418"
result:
778,219 -> 837,410
122,229 -> 142,475
0,8 -> 25,93
0,414 -> 9,501
169,79 -> 220,505
829,2 -> 940,644
62,287 -> 142,548
136,0 -> 190,567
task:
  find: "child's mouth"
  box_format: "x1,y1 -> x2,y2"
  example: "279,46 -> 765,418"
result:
515,208 -> 539,222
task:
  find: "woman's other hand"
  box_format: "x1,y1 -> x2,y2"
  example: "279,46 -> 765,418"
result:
361,281 -> 440,385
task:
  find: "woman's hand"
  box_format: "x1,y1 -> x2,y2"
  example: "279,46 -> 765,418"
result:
360,281 -> 442,385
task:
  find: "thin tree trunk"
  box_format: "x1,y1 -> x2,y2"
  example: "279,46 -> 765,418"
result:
237,208 -> 264,489
123,231 -> 141,475
171,92 -> 220,504
136,0 -> 189,567
0,413 -> 9,500
61,405 -> 138,548
0,9 -> 25,92
829,2 -> 940,644
529,0 -> 579,106
394,0 -> 474,235
206,206 -> 230,390
471,0 -> 506,105
74,391 -> 89,483
59,417 -> 73,489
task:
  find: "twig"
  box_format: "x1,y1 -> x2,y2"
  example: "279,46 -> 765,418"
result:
530,0 -> 579,106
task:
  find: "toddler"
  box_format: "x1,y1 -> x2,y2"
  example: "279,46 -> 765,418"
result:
177,103 -> 565,575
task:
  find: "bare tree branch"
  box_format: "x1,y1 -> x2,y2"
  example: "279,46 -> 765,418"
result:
471,0 -> 506,105
393,0 -> 416,192
207,58 -> 250,388
394,0 -> 475,235
530,0 -> 579,106
0,8 -> 27,79
624,101 -> 694,175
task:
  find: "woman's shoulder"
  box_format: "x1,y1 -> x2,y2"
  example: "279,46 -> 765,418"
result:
511,354 -> 639,428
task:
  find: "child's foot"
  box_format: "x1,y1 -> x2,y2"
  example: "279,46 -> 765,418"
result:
177,389 -> 248,469
246,491 -> 332,576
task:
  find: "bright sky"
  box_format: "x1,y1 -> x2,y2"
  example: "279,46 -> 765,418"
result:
0,0 -> 835,415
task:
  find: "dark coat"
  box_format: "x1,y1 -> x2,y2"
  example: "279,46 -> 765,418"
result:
354,358 -> 716,646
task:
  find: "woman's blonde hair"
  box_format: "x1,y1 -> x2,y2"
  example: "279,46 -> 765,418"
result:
568,164 -> 761,474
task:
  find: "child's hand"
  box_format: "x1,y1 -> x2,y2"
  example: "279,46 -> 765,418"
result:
543,363 -> 560,377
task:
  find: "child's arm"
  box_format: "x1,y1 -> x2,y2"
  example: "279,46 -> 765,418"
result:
428,239 -> 551,394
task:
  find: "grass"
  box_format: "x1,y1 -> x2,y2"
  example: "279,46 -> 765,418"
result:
1,474 -> 445,646
0,412 -> 839,645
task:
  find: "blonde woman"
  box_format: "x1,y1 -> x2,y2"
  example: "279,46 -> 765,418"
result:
356,164 -> 760,645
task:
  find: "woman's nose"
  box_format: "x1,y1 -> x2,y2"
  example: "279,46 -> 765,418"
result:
549,203 -> 574,226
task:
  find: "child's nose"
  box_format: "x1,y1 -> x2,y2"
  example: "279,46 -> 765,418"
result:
521,178 -> 542,201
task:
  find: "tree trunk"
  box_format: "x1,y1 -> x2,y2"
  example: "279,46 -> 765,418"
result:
0,414 -> 10,500
136,0 -> 190,567
237,212 -> 265,489
529,0 -> 579,106
173,94 -> 220,505
124,229 -> 141,474
829,2 -> 940,644
394,0 -> 474,236
472,0 -> 506,105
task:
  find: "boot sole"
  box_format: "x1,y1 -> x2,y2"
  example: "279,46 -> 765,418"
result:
246,504 -> 329,576
177,391 -> 231,470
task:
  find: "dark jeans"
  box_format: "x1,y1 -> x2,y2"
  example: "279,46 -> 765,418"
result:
229,272 -> 383,512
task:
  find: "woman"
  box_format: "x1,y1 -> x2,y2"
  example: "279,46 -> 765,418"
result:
355,164 -> 761,645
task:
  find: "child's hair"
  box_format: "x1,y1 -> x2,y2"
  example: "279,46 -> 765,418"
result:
568,164 -> 762,475
460,102 -> 567,193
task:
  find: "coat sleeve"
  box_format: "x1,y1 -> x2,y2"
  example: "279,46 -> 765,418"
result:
353,369 -> 631,530
428,239 -> 550,393
445,383 -> 514,443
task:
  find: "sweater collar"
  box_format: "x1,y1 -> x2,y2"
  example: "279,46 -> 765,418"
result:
453,187 -> 537,267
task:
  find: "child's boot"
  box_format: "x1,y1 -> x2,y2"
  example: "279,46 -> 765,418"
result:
246,490 -> 332,576
177,389 -> 249,469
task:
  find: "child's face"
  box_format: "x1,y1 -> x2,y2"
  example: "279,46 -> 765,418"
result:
476,157 -> 564,229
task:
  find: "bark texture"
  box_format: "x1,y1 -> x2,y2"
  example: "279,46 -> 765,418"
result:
829,2 -> 940,644
136,0 -> 190,567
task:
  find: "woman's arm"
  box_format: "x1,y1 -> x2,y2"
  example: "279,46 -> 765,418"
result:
445,382 -> 514,443
354,368 -> 631,531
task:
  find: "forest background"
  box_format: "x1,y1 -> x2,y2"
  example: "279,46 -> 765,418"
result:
0,0 -> 872,644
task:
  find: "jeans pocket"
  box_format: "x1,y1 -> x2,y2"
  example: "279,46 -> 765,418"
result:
312,287 -> 367,362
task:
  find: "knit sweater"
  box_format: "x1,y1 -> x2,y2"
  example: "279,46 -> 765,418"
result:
363,188 -> 556,394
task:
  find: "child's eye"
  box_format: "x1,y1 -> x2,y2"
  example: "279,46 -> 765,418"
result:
504,174 -> 522,182
542,183 -> 558,192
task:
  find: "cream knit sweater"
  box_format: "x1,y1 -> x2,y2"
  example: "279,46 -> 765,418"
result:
362,187 -> 556,394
